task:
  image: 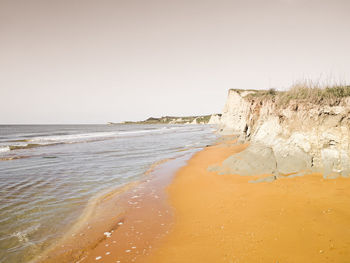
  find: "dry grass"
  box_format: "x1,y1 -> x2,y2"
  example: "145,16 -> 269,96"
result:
244,81 -> 350,106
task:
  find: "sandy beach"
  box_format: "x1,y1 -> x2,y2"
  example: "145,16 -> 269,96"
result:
144,140 -> 350,263
38,139 -> 350,263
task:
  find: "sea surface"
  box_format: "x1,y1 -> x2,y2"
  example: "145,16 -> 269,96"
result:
0,124 -> 217,263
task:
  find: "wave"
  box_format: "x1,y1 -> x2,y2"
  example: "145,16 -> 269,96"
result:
9,143 -> 61,150
28,129 -> 164,144
28,132 -> 118,144
29,127 -> 177,143
0,155 -> 29,161
0,146 -> 10,153
0,126 -> 191,154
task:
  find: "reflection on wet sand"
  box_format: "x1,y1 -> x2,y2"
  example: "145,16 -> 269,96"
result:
37,154 -> 192,263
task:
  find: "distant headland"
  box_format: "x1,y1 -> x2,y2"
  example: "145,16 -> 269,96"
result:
108,114 -> 222,125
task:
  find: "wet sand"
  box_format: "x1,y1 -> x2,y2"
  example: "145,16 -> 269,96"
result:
36,154 -> 192,263
144,141 -> 350,263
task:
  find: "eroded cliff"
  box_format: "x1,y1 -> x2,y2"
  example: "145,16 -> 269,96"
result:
218,89 -> 350,178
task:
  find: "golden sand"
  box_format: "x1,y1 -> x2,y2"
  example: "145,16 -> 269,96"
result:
144,142 -> 350,263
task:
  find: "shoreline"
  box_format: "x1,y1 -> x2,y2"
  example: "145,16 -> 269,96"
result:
38,136 -> 350,262
35,152 -> 197,263
33,180 -> 139,263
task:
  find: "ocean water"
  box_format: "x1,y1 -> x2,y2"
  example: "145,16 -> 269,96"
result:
0,124 -> 217,263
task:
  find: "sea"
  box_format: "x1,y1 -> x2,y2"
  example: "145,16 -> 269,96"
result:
0,124 -> 217,263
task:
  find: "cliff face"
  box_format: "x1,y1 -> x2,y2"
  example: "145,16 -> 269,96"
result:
208,114 -> 222,125
219,89 -> 350,178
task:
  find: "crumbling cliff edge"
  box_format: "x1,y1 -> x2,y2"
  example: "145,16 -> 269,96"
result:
216,88 -> 350,178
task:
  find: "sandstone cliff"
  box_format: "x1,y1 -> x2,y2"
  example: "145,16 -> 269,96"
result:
218,89 -> 350,178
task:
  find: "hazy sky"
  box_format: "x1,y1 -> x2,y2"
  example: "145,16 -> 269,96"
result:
1,0 -> 349,124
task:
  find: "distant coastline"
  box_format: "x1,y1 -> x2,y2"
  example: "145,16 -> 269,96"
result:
108,114 -> 221,125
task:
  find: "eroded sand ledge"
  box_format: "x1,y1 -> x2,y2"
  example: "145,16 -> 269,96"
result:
144,140 -> 350,263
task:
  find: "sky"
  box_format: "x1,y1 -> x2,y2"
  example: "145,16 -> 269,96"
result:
1,0 -> 349,124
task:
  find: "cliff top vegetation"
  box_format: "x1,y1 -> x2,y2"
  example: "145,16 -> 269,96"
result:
231,81 -> 350,106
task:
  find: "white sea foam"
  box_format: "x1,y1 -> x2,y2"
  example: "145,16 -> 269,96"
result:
28,127 -> 184,145
0,146 -> 10,153
11,224 -> 40,243
29,132 -> 119,143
